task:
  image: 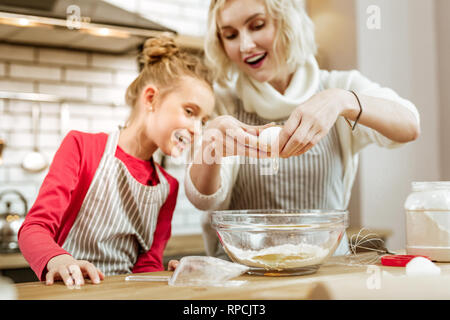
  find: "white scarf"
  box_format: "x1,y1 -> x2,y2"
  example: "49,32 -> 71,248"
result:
235,55 -> 320,121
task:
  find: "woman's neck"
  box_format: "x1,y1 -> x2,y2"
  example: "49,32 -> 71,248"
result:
118,125 -> 157,161
268,70 -> 295,95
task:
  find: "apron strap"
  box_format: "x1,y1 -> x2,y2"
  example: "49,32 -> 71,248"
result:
105,129 -> 168,186
104,129 -> 121,156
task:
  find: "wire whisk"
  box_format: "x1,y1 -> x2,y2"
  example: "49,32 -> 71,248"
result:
326,228 -> 396,266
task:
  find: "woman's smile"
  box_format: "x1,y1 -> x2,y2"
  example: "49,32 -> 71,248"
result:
244,52 -> 268,69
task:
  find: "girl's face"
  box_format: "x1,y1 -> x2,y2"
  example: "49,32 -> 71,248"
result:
217,0 -> 279,83
147,77 -> 215,157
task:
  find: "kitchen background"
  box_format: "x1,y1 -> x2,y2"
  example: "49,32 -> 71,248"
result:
0,0 -> 449,281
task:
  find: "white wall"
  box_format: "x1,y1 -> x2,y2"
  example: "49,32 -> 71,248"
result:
436,0 -> 450,180
355,0 -> 442,250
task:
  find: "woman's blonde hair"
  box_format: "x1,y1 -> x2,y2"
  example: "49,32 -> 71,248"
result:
205,0 -> 317,86
125,36 -> 212,125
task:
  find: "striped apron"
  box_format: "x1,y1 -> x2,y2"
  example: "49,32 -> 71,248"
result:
207,83 -> 349,257
62,130 -> 170,275
229,105 -> 345,211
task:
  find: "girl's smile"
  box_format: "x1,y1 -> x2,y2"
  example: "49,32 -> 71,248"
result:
171,129 -> 192,157
119,77 -> 214,160
148,77 -> 214,158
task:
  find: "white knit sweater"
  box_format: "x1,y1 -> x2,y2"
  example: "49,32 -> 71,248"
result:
185,68 -> 420,214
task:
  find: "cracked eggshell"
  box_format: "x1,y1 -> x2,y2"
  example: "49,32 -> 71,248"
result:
258,126 -> 282,145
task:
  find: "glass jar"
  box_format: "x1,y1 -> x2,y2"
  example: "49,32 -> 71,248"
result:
404,181 -> 450,261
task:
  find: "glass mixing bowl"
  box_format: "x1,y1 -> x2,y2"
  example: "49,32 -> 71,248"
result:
210,209 -> 348,276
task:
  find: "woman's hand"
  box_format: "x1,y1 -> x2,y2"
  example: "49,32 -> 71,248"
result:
198,115 -> 274,163
189,115 -> 275,196
277,89 -> 346,158
45,254 -> 105,287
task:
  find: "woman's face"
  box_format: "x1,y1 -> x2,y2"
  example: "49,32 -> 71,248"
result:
147,77 -> 215,157
217,0 -> 279,83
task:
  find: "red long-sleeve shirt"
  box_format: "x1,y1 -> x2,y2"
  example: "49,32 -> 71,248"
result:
18,131 -> 179,281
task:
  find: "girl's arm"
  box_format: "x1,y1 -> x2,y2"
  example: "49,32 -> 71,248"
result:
18,131 -> 83,281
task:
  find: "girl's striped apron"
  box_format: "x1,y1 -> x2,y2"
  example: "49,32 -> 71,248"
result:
62,130 -> 170,275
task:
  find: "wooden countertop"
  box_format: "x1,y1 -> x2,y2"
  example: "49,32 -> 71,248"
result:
0,229 -> 392,270
0,234 -> 205,270
13,259 -> 450,300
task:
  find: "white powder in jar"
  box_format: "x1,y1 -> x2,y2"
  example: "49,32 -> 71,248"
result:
406,211 -> 450,261
407,212 -> 450,246
405,182 -> 450,261
226,243 -> 330,270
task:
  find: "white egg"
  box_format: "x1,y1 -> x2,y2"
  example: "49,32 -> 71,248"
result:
259,126 -> 282,145
406,257 -> 441,276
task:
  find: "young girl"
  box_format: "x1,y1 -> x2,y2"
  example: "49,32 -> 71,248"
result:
18,36 -> 215,287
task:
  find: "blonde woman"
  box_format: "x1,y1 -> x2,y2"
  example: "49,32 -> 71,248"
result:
185,0 -> 420,258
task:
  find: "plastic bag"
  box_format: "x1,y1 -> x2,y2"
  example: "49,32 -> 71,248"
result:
169,256 -> 249,287
125,256 -> 249,287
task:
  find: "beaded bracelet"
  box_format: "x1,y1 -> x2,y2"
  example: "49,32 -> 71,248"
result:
345,90 -> 363,131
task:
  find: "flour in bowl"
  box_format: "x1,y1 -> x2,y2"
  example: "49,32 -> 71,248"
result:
226,243 -> 330,270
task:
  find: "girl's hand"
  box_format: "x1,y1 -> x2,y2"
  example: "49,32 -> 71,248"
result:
45,254 -> 105,287
277,89 -> 345,158
167,260 -> 179,271
199,115 -> 274,163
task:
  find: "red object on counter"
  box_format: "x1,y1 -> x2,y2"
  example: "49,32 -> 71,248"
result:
381,255 -> 431,267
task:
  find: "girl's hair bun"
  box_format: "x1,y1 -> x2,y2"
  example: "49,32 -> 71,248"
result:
140,35 -> 180,66
126,35 -> 212,110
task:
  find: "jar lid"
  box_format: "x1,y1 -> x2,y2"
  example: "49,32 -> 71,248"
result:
412,181 -> 450,192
